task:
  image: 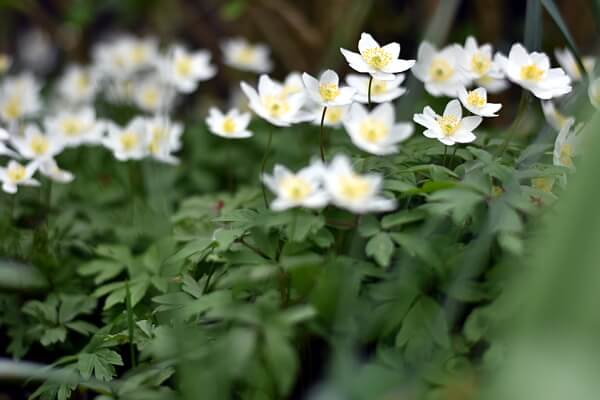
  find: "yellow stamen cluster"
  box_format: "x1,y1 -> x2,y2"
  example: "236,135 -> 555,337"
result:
559,143 -> 573,167
222,117 -> 237,134
362,47 -> 391,69
61,117 -> 84,137
520,64 -> 544,81
236,47 -> 256,65
149,127 -> 166,154
262,95 -> 290,118
280,176 -> 312,201
3,96 -> 22,120
470,52 -> 491,76
531,177 -> 555,193
437,115 -> 460,136
7,164 -> 26,183
319,83 -> 340,102
324,107 -> 344,124
175,56 -> 192,77
339,174 -> 371,200
131,45 -> 147,64
29,135 -> 49,156
466,91 -> 486,108
429,59 -> 454,82
370,80 -> 387,95
120,131 -> 139,151
359,118 -> 389,143
141,87 -> 160,108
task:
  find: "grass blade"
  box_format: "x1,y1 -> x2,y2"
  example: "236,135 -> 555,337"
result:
524,0 -> 542,50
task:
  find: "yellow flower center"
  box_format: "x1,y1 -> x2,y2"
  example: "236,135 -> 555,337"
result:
120,131 -> 138,151
470,52 -> 491,76
175,56 -> 192,77
324,107 -> 344,124
148,127 -> 166,155
362,47 -> 391,69
559,143 -> 573,167
359,118 -> 389,143
61,117 -> 84,136
131,45 -> 147,64
280,176 -> 312,201
263,95 -> 290,117
141,87 -> 159,108
339,174 -> 371,200
29,135 -> 49,155
76,73 -> 90,92
520,64 -> 544,81
429,58 -> 454,82
3,96 -> 22,120
236,47 -> 256,65
370,80 -> 387,95
466,91 -> 486,108
0,54 -> 10,73
222,117 -> 237,134
531,177 -> 555,193
437,115 -> 460,136
319,83 -> 340,102
7,164 -> 26,183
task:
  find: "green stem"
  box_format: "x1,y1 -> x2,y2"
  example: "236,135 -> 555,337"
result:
443,145 -> 448,167
450,146 -> 458,169
260,128 -> 274,208
367,76 -> 373,107
125,281 -> 136,369
498,93 -> 529,157
319,107 -> 327,162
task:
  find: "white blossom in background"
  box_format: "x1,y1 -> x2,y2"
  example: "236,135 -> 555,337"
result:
134,76 -> 173,113
206,108 -> 253,139
343,102 -> 413,155
553,119 -> 580,169
11,124 -> 64,162
302,70 -> 355,107
497,44 -> 572,99
541,101 -> 573,132
262,161 -> 329,211
412,41 -> 469,97
39,158 -> 74,183
458,87 -> 502,117
554,48 -> 595,82
57,65 -> 99,105
241,75 -> 309,126
280,72 -> 305,97
17,29 -> 57,75
310,105 -> 349,128
221,37 -> 272,73
44,108 -> 104,147
0,73 -> 42,124
145,116 -> 183,164
588,77 -> 600,110
460,36 -> 508,93
161,45 -> 216,93
93,35 -> 158,78
0,160 -> 39,194
0,54 -> 12,74
323,154 -> 396,213
0,127 -> 17,157
103,117 -> 149,161
340,32 -> 415,81
346,74 -> 407,103
413,99 -> 482,146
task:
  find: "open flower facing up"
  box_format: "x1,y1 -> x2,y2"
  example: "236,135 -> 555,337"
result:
302,70 -> 355,108
103,117 -> 148,161
554,48 -> 595,82
241,75 -> 308,126
145,116 -> 183,164
0,73 -> 41,123
206,108 -> 253,139
134,76 -> 174,113
0,160 -> 39,194
44,108 -> 104,147
343,102 -> 413,155
324,155 -> 396,213
412,42 -> 469,97
553,119 -> 580,169
458,87 -> 502,117
340,33 -> 415,81
262,161 -> 328,211
346,74 -> 407,103
588,77 -> 600,110
413,99 -> 482,146
460,36 -> 508,93
11,124 -> 64,161
57,65 -> 98,105
161,45 -> 216,93
93,35 -> 158,78
541,101 -> 573,131
497,44 -> 572,99
311,105 -> 349,128
221,38 -> 272,73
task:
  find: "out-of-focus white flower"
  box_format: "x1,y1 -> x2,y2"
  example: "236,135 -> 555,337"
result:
343,102 -> 412,155
413,99 -> 482,146
17,29 -> 57,75
0,73 -> 41,123
0,54 -> 12,75
311,105 -> 349,128
497,44 -> 571,99
133,76 -> 174,113
460,36 -> 508,93
554,48 -> 595,82
39,158 -> 74,183
11,124 -> 64,161
206,108 -> 252,139
93,35 -> 158,78
0,127 -> 17,157
553,119 -> 580,169
412,41 -> 469,97
458,87 -> 502,117
541,101 -> 573,131
0,160 -> 39,194
105,78 -> 136,104
262,161 -> 329,211
302,70 -> 355,107
241,75 -> 308,126
161,45 -> 216,93
221,38 -> 272,73
340,33 -> 415,81
103,117 -> 148,161
57,65 -> 99,105
346,74 -> 406,103
323,154 -> 396,213
588,77 -> 600,109
145,116 -> 183,164
281,72 -> 305,97
44,108 -> 104,147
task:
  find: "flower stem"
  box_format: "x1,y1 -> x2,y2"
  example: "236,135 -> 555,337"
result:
260,128 -> 274,208
443,145 -> 448,167
498,93 -> 529,157
367,76 -> 373,107
319,106 -> 328,162
450,146 -> 458,169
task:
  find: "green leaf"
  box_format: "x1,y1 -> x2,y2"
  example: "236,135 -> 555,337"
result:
78,260 -> 124,285
366,233 -> 395,268
40,327 -> 67,346
77,349 -> 124,381
262,328 -> 298,395
358,215 -> 380,237
381,209 -> 426,229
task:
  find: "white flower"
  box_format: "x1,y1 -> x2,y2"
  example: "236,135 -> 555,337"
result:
311,105 -> 349,128
0,54 -> 12,74
323,155 -> 396,213
554,48 -> 595,81
133,76 -> 174,113
0,160 -> 39,194
93,35 -> 158,78
497,44 -> 571,99
262,161 -> 329,211
458,87 -> 502,117
241,75 -> 308,127
11,124 -> 64,161
340,32 -> 415,81
302,70 -> 355,107
281,72 -> 305,96
206,108 -> 252,139
541,101 -> 573,131
44,108 -> 104,147
17,29 -> 57,75
412,41 -> 469,97
459,36 -> 508,93
221,38 -> 272,73
103,117 -> 148,161
343,102 -> 413,155
588,77 -> 600,110
413,99 -> 482,146
0,73 -> 41,123
161,45 -> 216,93
0,126 -> 17,157
39,158 -> 74,183
57,65 -> 98,105
553,119 -> 580,169
145,116 -> 183,164
346,73 -> 407,103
